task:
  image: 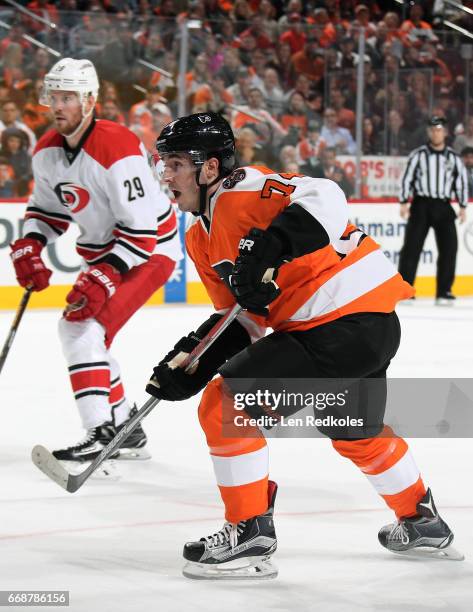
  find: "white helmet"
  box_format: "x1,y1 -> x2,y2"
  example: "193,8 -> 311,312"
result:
40,57 -> 99,107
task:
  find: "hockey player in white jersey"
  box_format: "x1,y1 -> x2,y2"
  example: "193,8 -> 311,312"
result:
9,58 -> 182,463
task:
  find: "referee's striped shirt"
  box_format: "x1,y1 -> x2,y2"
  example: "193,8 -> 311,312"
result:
400,144 -> 468,207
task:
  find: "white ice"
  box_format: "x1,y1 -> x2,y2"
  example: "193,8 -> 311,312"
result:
1,300 -> 473,612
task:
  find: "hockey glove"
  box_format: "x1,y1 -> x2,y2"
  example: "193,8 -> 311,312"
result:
146,313 -> 251,402
65,263 -> 121,321
230,228 -> 291,316
10,237 -> 52,291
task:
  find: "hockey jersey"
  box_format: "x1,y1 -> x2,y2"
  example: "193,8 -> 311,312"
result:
186,166 -> 414,332
23,119 -> 182,270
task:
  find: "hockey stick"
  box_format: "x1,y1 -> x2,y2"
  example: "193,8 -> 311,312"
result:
31,304 -> 243,493
0,287 -> 33,375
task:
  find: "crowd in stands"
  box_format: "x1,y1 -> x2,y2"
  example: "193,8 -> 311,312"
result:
1,0 -> 472,198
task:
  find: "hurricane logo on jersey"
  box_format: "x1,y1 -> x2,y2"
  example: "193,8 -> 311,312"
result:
198,114 -> 211,123
54,182 -> 90,213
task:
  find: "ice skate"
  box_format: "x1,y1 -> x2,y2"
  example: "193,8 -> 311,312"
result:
378,488 -> 464,560
435,292 -> 456,306
114,405 -> 151,460
52,423 -> 117,462
51,424 -> 120,479
182,481 -> 278,580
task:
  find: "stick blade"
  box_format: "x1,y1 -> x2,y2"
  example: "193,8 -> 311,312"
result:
31,445 -> 74,492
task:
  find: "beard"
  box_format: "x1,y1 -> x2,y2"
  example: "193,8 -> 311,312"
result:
54,116 -> 82,136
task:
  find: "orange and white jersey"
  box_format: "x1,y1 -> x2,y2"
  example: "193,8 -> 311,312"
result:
186,166 -> 414,332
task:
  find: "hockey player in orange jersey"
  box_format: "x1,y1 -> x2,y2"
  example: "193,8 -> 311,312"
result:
146,112 -> 463,579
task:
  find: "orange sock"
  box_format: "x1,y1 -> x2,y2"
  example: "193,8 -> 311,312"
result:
333,427 -> 426,518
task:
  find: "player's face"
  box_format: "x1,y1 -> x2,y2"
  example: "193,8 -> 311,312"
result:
49,91 -> 83,136
162,154 -> 200,212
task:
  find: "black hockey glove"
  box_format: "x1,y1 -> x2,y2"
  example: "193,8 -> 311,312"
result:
230,228 -> 292,316
146,314 -> 251,402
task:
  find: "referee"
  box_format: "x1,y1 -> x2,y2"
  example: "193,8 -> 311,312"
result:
398,116 -> 468,305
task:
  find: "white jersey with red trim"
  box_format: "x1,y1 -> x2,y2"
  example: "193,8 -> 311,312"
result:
23,119 -> 182,269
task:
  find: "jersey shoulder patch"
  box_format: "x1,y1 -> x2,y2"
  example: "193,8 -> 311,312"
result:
34,129 -> 63,155
222,168 -> 247,190
83,120 -> 143,169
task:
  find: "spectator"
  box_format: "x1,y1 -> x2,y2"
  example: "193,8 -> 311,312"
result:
309,8 -> 336,48
99,17 -> 142,95
256,0 -> 279,42
279,144 -> 298,172
279,14 -> 306,54
132,102 -> 172,153
218,48 -> 242,88
1,42 -> 27,92
279,91 -> 309,140
353,4 -> 377,38
24,0 -> 59,39
297,118 -> 326,164
99,99 -> 126,125
378,109 -> 412,156
321,147 -> 354,198
291,36 -> 325,86
246,48 -> 269,90
232,87 -> 286,151
0,23 -> 32,55
24,48 -> 52,82
235,126 -> 268,165
330,88 -> 355,133
0,100 -> 36,154
461,146 -> 473,197
321,107 -> 356,154
417,44 -> 452,90
277,0 -> 303,32
239,14 -> 274,51
273,42 -> 295,89
230,0 -> 254,34
21,79 -> 53,138
129,86 -> 166,129
400,3 -> 439,48
192,73 -> 234,113
362,117 -> 379,155
0,157 -> 15,198
0,127 -> 32,196
226,67 -> 251,106
454,117 -> 473,153
260,68 -> 285,115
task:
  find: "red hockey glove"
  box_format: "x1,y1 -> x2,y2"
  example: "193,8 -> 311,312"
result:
10,237 -> 52,291
65,263 -> 121,321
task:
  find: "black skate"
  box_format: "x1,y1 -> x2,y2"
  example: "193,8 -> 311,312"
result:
378,488 -> 464,560
435,292 -> 456,306
52,423 -> 117,462
182,481 -> 278,580
114,405 -> 150,460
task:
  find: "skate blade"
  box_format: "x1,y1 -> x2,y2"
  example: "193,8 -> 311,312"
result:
389,544 -> 464,561
182,556 -> 278,580
60,460 -> 121,481
115,447 -> 151,461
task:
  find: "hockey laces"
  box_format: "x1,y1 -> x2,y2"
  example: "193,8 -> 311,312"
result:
66,427 -> 97,450
204,521 -> 246,550
390,521 -> 410,545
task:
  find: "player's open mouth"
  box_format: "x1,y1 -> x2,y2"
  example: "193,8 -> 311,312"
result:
172,190 -> 181,199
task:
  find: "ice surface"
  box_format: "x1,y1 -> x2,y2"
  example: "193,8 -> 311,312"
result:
1,301 -> 472,612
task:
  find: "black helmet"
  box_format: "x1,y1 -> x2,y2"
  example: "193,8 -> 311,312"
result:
156,112 -> 236,177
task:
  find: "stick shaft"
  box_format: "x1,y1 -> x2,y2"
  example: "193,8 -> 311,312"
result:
0,288 -> 32,374
65,304 -> 242,491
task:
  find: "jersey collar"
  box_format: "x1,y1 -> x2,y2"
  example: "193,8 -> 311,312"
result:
63,117 -> 96,165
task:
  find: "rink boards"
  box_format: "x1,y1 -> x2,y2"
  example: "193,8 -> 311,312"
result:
1,199 -> 472,309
